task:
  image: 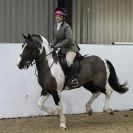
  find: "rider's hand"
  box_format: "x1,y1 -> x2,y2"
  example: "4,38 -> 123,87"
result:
54,46 -> 58,50
56,43 -> 62,48
50,43 -> 55,48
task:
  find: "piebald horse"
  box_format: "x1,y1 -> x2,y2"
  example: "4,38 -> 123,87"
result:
18,34 -> 128,129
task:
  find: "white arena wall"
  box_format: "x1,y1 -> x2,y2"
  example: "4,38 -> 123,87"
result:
0,43 -> 133,118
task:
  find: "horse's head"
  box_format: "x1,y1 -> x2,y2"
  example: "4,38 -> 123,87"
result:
18,34 -> 43,69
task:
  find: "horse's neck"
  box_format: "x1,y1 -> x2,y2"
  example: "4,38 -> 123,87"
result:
41,36 -> 52,56
41,38 -> 55,67
36,37 -> 56,77
35,51 -> 48,77
35,48 -> 54,78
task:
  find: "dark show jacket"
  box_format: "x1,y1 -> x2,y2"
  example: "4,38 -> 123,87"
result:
52,21 -> 80,54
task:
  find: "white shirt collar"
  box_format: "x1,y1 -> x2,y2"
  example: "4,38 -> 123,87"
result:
57,21 -> 63,31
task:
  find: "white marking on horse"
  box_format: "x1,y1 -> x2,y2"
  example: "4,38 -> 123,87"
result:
38,95 -> 49,110
38,95 -> 58,115
103,59 -> 113,111
22,42 -> 27,50
17,43 -> 27,67
86,92 -> 101,112
56,93 -> 66,129
41,36 -> 65,92
39,44 -> 43,55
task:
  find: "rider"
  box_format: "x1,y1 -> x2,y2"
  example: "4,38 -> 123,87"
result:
51,7 -> 80,87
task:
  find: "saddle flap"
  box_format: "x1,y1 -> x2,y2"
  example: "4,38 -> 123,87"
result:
58,52 -> 82,77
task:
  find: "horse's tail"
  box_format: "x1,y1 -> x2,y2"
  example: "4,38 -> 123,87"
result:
106,60 -> 128,94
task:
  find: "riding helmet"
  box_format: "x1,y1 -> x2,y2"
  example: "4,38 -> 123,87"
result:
55,7 -> 67,16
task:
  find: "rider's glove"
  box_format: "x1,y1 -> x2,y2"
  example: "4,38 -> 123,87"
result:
56,43 -> 62,48
50,43 -> 55,48
54,45 -> 58,50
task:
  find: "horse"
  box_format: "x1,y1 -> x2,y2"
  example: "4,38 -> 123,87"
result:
18,34 -> 128,129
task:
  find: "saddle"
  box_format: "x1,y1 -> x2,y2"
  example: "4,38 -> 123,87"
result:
57,50 -> 83,89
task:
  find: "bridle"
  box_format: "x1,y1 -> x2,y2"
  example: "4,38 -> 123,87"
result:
23,45 -> 55,66
30,47 -> 57,77
21,41 -> 57,77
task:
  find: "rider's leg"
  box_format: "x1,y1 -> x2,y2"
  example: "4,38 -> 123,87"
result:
66,51 -> 76,67
66,51 -> 79,87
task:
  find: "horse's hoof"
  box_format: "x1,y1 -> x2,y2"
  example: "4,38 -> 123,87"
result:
86,107 -> 93,116
87,109 -> 93,116
59,125 -> 66,130
59,126 -> 66,130
104,109 -> 114,115
59,123 -> 66,130
109,110 -> 114,115
51,110 -> 58,115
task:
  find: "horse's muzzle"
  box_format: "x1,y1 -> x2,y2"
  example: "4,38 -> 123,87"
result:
17,62 -> 24,69
17,60 -> 30,70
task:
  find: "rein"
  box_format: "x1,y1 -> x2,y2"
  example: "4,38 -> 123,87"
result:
33,49 -> 56,77
30,50 -> 55,66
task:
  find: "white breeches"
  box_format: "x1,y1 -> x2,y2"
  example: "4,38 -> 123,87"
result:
66,51 -> 76,67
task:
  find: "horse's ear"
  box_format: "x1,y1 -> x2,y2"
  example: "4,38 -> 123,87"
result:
28,33 -> 32,40
28,33 -> 34,42
22,33 -> 28,40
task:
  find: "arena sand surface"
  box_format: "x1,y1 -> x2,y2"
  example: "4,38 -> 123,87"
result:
0,110 -> 133,133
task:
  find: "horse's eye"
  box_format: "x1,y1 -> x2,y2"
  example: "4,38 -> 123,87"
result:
20,54 -> 22,57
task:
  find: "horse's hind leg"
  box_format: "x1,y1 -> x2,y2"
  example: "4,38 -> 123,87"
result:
103,82 -> 113,114
84,82 -> 101,115
37,90 -> 58,115
85,92 -> 100,115
51,90 -> 66,129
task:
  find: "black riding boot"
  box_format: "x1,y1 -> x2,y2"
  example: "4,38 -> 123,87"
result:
69,64 -> 79,88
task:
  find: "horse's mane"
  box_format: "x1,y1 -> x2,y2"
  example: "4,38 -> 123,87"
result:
31,34 -> 52,55
31,34 -> 42,44
33,35 -> 56,63
40,36 -> 52,54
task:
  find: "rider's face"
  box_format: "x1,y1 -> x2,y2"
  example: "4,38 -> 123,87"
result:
55,15 -> 64,23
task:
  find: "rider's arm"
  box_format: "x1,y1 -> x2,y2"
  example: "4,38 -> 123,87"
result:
55,25 -> 73,48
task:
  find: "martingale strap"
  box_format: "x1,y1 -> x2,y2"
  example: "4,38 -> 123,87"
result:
34,60 -> 55,78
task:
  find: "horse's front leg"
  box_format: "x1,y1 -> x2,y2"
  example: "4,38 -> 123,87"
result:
38,91 -> 58,115
51,91 -> 66,130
